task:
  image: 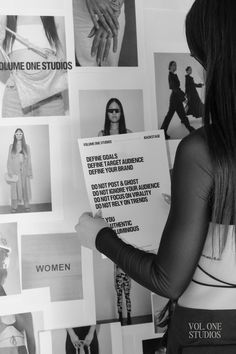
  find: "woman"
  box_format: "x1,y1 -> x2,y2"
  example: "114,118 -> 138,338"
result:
0,15 -> 66,117
7,129 -> 32,213
73,0 -> 125,66
161,61 -> 195,139
98,98 -> 132,324
66,326 -> 99,354
185,66 -> 204,118
98,98 -> 131,136
77,0 -> 236,352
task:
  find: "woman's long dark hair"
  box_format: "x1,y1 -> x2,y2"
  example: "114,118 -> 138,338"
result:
104,98 -> 127,135
186,0 -> 236,247
3,16 -> 60,52
11,128 -> 28,155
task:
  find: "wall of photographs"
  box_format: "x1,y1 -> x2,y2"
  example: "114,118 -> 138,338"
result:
0,0 -> 202,353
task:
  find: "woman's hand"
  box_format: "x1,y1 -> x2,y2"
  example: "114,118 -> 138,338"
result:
89,22 -> 118,65
75,210 -> 109,250
84,332 -> 94,347
85,0 -> 119,37
68,330 -> 81,348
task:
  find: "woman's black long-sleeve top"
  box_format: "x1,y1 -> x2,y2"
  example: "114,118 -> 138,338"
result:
169,72 -> 181,91
95,128 -> 213,300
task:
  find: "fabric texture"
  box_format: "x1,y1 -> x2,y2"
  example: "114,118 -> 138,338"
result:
185,75 -> 204,118
115,266 -> 131,313
167,305 -> 236,353
2,76 -> 65,117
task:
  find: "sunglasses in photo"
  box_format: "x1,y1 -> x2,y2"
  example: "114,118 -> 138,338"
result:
108,109 -> 120,113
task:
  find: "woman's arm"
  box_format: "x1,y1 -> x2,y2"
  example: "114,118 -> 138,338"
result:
96,131 -> 213,299
85,0 -> 120,36
84,325 -> 96,347
7,145 -> 13,176
67,328 -> 81,348
89,0 -> 124,65
27,145 -> 33,178
77,130 -> 213,300
54,16 -> 66,59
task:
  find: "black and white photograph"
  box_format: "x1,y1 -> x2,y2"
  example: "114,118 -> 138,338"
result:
73,0 -> 138,66
79,89 -> 144,138
0,222 -> 20,296
0,125 -> 51,214
93,251 -> 153,327
21,233 -> 83,302
0,15 -> 69,118
0,311 -> 43,354
154,52 -> 204,139
40,322 -> 123,354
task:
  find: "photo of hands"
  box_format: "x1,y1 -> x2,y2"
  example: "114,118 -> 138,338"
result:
73,0 -> 138,66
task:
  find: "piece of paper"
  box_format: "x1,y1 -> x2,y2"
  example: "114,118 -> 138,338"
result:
78,130 -> 170,251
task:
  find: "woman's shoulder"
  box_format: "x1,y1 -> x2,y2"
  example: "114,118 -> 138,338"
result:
176,127 -> 212,169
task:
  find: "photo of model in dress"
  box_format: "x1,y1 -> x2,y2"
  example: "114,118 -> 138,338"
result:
79,89 -> 144,138
0,15 -> 69,118
0,125 -> 51,214
154,52 -> 204,139
73,0 -> 138,66
0,222 -> 20,296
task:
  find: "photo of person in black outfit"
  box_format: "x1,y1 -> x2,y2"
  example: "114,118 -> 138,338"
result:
185,66 -> 204,119
66,326 -> 99,354
161,61 -> 195,139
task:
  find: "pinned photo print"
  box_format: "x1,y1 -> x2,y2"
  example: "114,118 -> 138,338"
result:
21,233 -> 83,302
0,311 -> 43,354
0,15 -> 70,118
40,322 -> 123,354
0,222 -> 20,296
0,125 -> 51,214
73,0 -> 138,66
79,89 -> 144,138
154,53 -> 204,139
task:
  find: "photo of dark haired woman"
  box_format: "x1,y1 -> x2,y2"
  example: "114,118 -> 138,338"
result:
79,89 -> 144,138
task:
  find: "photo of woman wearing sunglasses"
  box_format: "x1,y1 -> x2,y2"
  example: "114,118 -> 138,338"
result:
98,97 -> 132,136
